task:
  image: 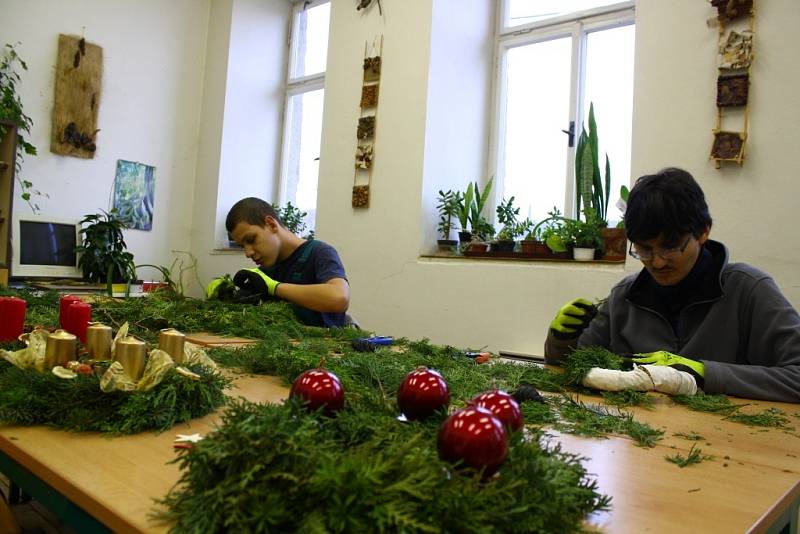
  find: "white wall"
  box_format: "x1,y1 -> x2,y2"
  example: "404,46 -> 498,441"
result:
0,0 -> 210,278
189,0 -> 290,290
631,0 -> 800,306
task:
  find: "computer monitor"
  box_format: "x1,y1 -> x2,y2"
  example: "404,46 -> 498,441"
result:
11,214 -> 82,279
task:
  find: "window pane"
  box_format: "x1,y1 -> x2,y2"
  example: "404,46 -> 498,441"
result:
290,2 -> 330,79
283,89 -> 324,233
582,24 -> 634,226
502,37 -> 572,223
507,0 -> 625,27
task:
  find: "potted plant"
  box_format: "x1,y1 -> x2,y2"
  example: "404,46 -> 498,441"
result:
522,207 -> 563,257
455,184 -> 472,244
562,210 -> 605,261
0,43 -> 43,211
492,196 -> 521,253
461,178 -> 495,255
436,189 -> 460,251
75,209 -> 136,295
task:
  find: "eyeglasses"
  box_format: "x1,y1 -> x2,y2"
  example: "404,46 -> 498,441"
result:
629,235 -> 692,262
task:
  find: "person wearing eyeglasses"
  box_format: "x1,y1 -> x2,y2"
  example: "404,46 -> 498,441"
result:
545,167 -> 800,403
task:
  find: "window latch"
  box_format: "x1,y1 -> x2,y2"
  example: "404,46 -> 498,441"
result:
561,121 -> 575,147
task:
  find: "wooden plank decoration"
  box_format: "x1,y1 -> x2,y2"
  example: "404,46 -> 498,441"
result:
51,34 -> 102,158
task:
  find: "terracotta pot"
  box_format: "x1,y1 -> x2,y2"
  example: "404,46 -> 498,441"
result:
601,227 -> 627,260
520,240 -> 549,257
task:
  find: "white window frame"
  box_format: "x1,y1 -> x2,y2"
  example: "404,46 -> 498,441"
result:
489,1 -> 635,220
277,0 -> 330,213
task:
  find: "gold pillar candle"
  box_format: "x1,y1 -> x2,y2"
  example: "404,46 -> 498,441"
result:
114,336 -> 147,380
85,323 -> 113,360
158,328 -> 186,363
45,329 -> 77,369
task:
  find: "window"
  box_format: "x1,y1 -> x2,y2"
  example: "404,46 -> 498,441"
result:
492,1 -> 634,225
278,0 -> 331,234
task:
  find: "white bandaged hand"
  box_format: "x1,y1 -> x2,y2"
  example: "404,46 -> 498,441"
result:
582,364 -> 697,396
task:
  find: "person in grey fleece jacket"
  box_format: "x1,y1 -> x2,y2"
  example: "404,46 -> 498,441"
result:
545,168 -> 800,403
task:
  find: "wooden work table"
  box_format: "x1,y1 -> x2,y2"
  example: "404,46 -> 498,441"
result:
0,370 -> 798,532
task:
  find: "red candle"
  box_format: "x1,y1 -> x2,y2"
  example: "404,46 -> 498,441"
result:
0,297 -> 27,341
67,301 -> 92,344
59,295 -> 83,333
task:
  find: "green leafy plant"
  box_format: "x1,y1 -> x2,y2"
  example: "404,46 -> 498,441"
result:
616,184 -> 630,229
0,42 -> 44,212
468,177 -> 495,240
276,202 -> 309,236
495,197 -> 530,241
135,250 -> 204,298
75,209 -> 136,295
525,207 -> 568,252
436,189 -> 461,240
575,102 -> 611,222
561,210 -> 605,250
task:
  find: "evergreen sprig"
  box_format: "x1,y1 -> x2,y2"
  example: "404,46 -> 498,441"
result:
562,346 -> 625,386
665,444 -> 714,468
0,363 -> 228,434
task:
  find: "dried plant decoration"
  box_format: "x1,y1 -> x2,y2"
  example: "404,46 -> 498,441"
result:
708,1 -> 754,168
352,185 -> 370,207
711,131 -> 745,162
719,30 -> 753,70
710,0 -> 753,23
363,56 -> 381,82
355,144 -> 373,170
357,116 -> 376,140
717,74 -> 749,107
356,0 -> 382,15
360,84 -> 379,108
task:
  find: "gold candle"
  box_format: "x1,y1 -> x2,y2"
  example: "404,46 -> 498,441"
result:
45,329 -> 77,369
114,336 -> 147,380
85,323 -> 112,360
159,328 -> 186,363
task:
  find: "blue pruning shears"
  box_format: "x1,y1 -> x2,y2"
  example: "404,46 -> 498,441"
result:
352,336 -> 393,352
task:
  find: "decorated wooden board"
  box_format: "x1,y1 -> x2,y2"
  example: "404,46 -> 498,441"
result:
50,34 -> 102,158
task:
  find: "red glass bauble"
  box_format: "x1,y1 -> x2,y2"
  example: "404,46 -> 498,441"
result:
472,390 -> 524,432
397,367 -> 450,420
290,369 -> 345,415
437,406 -> 508,475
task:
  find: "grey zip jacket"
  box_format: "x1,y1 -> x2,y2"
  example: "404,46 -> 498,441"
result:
545,240 -> 800,403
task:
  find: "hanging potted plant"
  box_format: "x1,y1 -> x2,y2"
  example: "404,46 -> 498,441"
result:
436,189 -> 460,251
75,209 -> 136,295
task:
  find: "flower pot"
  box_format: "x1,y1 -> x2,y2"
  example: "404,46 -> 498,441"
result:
491,240 -> 515,253
573,247 -> 595,261
458,231 -> 472,243
437,239 -> 458,252
601,227 -> 627,261
466,242 -> 489,254
521,240 -> 549,257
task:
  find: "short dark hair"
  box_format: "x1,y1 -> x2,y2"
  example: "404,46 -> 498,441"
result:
225,197 -> 283,232
624,168 -> 712,245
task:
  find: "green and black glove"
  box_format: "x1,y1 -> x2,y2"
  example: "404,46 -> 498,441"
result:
233,268 -> 280,301
549,298 -> 597,339
630,350 -> 705,387
206,275 -> 236,300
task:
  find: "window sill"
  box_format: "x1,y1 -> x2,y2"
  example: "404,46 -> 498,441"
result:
420,252 -> 625,265
210,248 -> 244,255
